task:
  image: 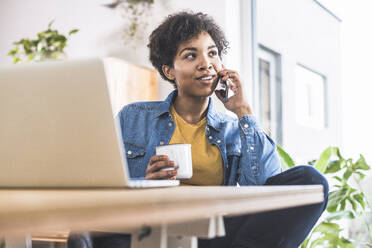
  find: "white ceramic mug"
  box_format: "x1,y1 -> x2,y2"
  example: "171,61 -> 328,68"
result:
155,144 -> 193,179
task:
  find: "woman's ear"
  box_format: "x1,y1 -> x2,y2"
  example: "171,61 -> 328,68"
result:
162,65 -> 175,81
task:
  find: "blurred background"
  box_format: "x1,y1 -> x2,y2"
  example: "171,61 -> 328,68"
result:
2,0 -> 365,164
321,0 -> 372,164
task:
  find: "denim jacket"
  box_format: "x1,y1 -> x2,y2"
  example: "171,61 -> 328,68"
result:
117,90 -> 282,185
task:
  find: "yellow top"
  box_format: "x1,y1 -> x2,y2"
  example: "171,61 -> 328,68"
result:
169,105 -> 224,185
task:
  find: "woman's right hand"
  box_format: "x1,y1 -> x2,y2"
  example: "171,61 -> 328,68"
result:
145,155 -> 178,180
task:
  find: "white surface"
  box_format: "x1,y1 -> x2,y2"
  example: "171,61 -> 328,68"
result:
257,0 -> 342,162
295,65 -> 326,129
312,0 -> 372,164
0,0 -> 248,114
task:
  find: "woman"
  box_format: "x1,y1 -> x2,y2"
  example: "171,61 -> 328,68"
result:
69,11 -> 328,248
121,12 -> 280,186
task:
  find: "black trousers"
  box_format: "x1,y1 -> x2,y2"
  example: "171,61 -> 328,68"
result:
68,165 -> 329,248
198,165 -> 329,248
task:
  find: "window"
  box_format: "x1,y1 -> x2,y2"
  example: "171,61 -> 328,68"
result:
259,59 -> 272,136
257,46 -> 282,145
295,64 -> 327,129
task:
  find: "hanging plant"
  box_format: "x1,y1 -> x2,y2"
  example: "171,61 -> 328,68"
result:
105,0 -> 154,45
7,20 -> 78,63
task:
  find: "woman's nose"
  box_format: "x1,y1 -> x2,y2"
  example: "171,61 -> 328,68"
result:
197,56 -> 213,71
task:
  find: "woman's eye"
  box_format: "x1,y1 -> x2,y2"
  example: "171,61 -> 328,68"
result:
184,54 -> 196,60
209,50 -> 218,56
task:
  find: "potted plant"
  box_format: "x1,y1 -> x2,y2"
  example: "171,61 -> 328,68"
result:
277,145 -> 372,247
7,20 -> 78,63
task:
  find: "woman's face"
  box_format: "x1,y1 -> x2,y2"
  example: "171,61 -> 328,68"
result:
165,32 -> 223,98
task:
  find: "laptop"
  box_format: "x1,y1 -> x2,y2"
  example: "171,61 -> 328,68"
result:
0,58 -> 179,188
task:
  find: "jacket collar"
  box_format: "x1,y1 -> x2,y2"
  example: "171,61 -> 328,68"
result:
154,90 -> 222,131
153,90 -> 177,118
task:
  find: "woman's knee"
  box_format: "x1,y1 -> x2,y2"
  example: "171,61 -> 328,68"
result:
265,165 -> 329,201
296,165 -> 329,197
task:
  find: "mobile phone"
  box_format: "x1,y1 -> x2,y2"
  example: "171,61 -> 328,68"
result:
217,76 -> 229,103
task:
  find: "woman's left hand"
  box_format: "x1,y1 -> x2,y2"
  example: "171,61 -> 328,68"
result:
214,65 -> 253,117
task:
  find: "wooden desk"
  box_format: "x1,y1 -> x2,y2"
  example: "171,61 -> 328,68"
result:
0,185 -> 323,238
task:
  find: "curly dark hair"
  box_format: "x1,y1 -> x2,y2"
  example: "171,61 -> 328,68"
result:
148,11 -> 229,88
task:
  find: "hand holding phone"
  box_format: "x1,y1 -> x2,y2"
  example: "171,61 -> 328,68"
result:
216,75 -> 229,103
214,65 -> 253,117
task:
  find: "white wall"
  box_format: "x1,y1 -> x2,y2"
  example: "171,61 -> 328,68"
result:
0,0 -> 245,107
0,0 -> 341,162
256,0 -> 342,162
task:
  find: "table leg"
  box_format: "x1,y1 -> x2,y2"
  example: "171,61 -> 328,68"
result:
216,215 -> 226,237
4,235 -> 32,248
167,215 -> 225,239
131,216 -> 225,248
168,236 -> 198,248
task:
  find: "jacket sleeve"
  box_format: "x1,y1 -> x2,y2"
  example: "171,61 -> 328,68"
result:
237,115 -> 282,185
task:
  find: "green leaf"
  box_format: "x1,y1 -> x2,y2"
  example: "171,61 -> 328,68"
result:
54,35 -> 67,42
345,184 -> 357,194
46,36 -> 53,46
325,160 -> 342,174
334,147 -> 343,159
339,237 -> 355,248
37,32 -> 46,40
69,29 -> 79,35
333,176 -> 343,182
326,210 -> 355,221
309,237 -> 329,248
328,204 -> 337,212
354,154 -> 370,170
314,147 -> 333,173
343,168 -> 353,181
27,54 -> 35,61
13,57 -> 21,63
48,20 -> 55,29
301,238 -> 309,248
355,171 -> 366,180
7,46 -> 19,56
347,197 -> 358,211
276,145 -> 295,169
327,188 -> 347,212
14,39 -> 24,45
40,47 -> 47,55
313,222 -> 342,234
301,221 -> 342,248
353,193 -> 365,210
309,230 -> 341,247
340,198 -> 346,211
